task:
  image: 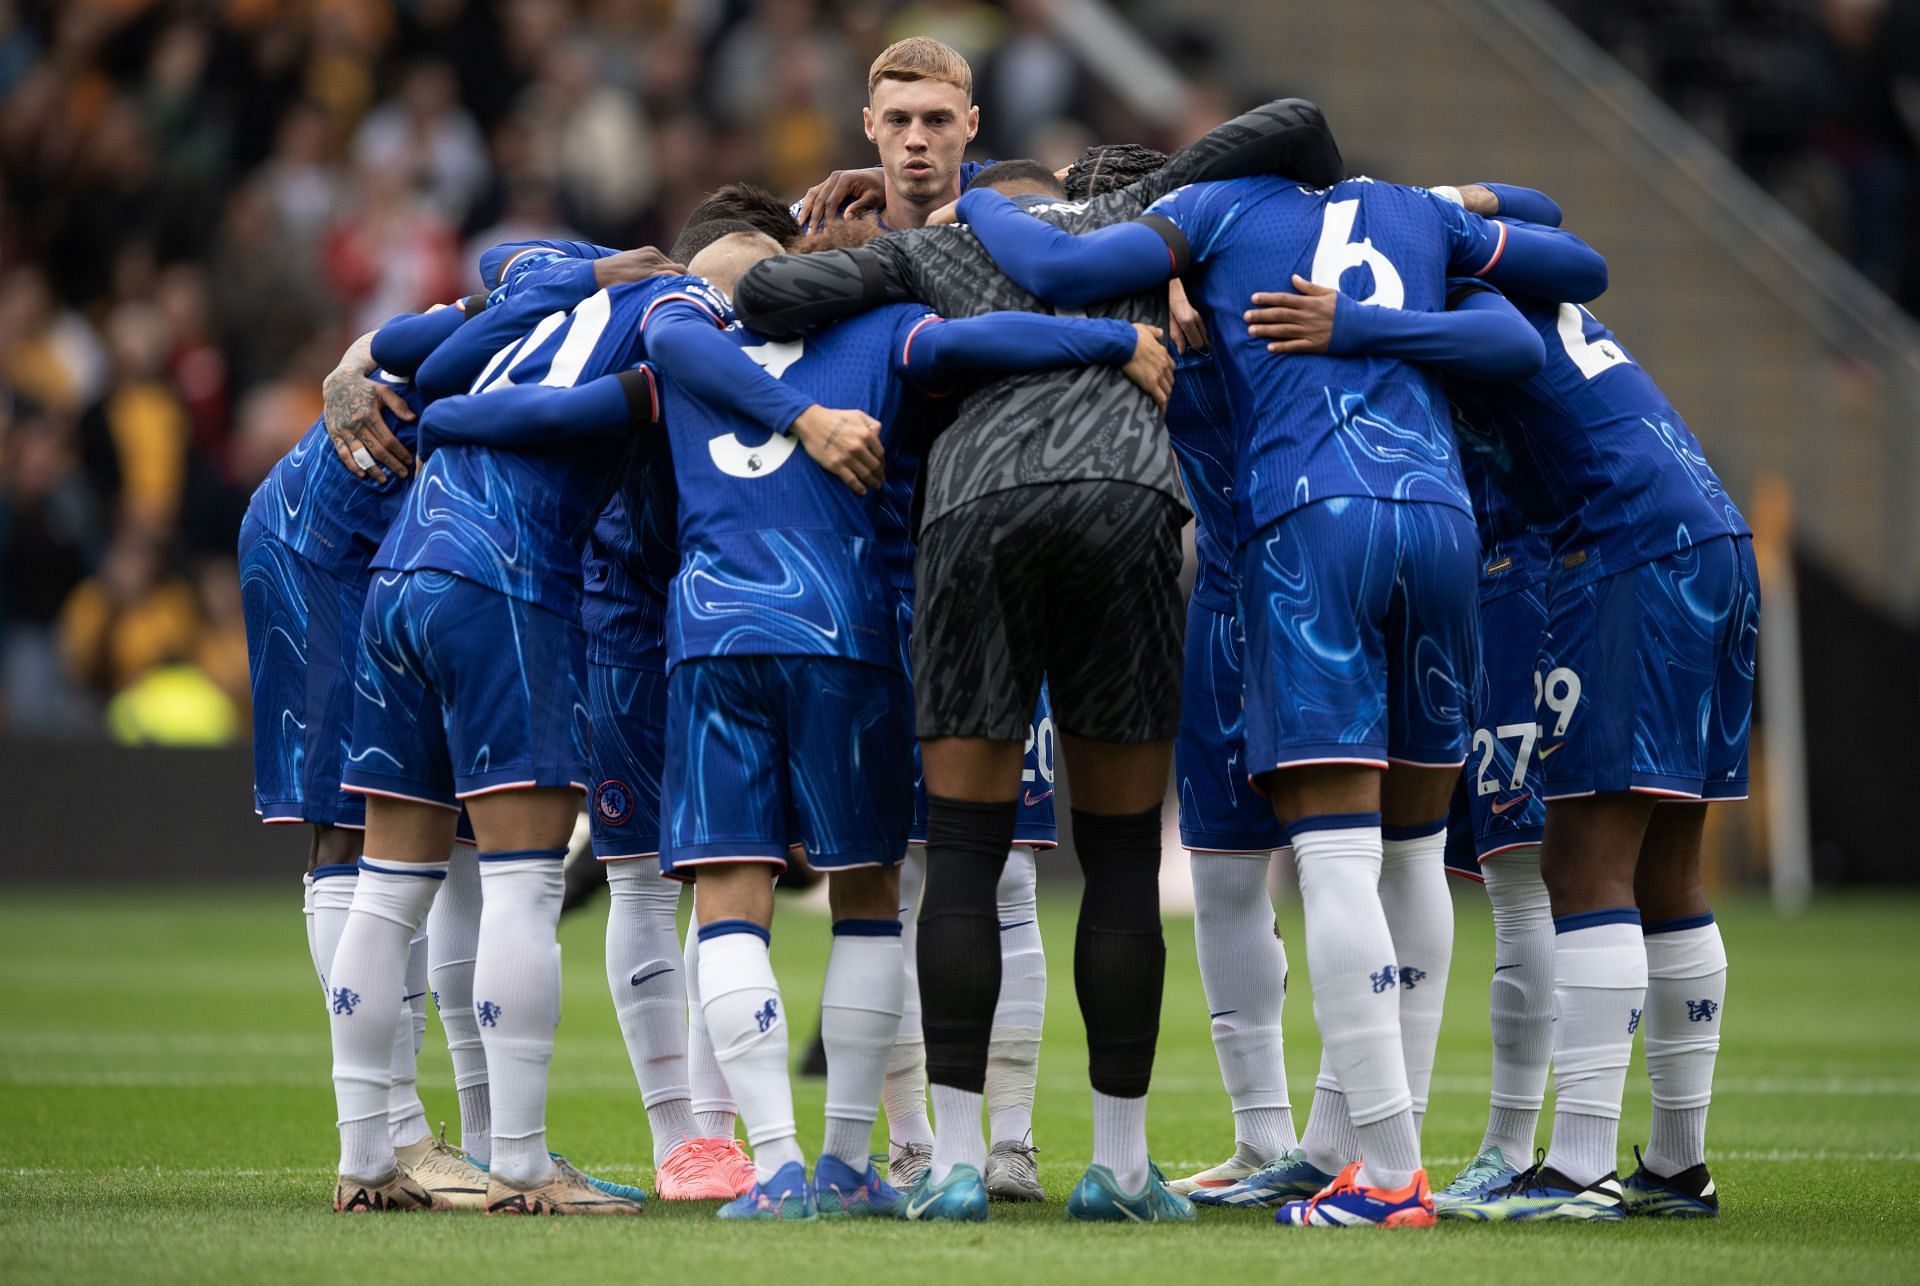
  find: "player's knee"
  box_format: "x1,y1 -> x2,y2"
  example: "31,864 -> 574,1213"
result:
693,862 -> 776,928
311,824 -> 365,870
828,866 -> 900,923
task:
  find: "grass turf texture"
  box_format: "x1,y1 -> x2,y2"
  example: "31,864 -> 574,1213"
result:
2,887 -> 1917,1283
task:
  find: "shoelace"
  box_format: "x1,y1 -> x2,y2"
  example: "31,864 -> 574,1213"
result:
1298,1163 -> 1363,1222
1000,1140 -> 1040,1163
1502,1149 -> 1552,1197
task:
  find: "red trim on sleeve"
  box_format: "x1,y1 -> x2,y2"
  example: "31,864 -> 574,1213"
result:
642,366 -> 660,423
900,314 -> 943,368
1474,221 -> 1509,277
640,292 -> 726,333
497,247 -> 542,285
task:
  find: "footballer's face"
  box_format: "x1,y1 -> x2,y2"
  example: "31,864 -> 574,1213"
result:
864,78 -> 977,204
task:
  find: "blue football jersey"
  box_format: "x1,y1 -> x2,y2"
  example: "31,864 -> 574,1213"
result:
246,371 -> 425,575
581,455 -> 675,671
1457,435 -> 1555,604
1166,346 -> 1238,614
1443,295 -> 1750,589
659,303 -> 942,669
374,275 -> 729,618
1145,176 -> 1509,543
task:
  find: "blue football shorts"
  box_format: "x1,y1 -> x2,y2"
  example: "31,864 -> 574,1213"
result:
586,658 -> 668,860
660,654 -> 913,879
1534,535 -> 1758,801
1236,497 -> 1480,775
342,569 -> 590,809
1463,576 -> 1551,858
239,514 -> 367,829
1175,596 -> 1286,853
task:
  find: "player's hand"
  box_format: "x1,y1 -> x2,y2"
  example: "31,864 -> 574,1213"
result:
594,247 -> 686,286
791,404 -> 885,495
1454,183 -> 1500,216
1123,323 -> 1174,409
1168,278 -> 1208,354
795,169 -> 887,232
323,360 -> 415,483
924,199 -> 960,227
1244,276 -> 1339,354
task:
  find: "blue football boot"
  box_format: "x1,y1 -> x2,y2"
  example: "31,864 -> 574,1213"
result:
813,1153 -> 907,1218
1442,1159 -> 1625,1223
1433,1145 -> 1522,1214
899,1163 -> 990,1222
1065,1163 -> 1195,1223
1622,1147 -> 1718,1219
718,1159 -> 816,1221
1190,1147 -> 1336,1208
1274,1161 -> 1435,1228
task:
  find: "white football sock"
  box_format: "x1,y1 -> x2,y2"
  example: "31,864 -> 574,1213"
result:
329,859 -> 446,1180
1290,818 -> 1419,1189
1379,823 -> 1453,1122
1299,1055 -> 1362,1175
302,874 -> 319,984
1544,912 -> 1647,1186
929,1084 -> 986,1182
682,918 -> 737,1138
699,923 -> 800,1181
1479,850 -> 1553,1163
605,859 -> 694,1164
1191,849 -> 1295,1161
822,922 -> 905,1168
386,930 -> 430,1147
1091,1090 -> 1149,1191
426,846 -> 489,1160
473,851 -> 566,1188
884,847 -> 935,1148
310,868 -> 358,996
1641,913 -> 1727,1175
987,847 -> 1045,1146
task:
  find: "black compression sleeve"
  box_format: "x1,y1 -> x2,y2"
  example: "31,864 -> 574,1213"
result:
1126,97 -> 1344,211
732,245 -> 913,339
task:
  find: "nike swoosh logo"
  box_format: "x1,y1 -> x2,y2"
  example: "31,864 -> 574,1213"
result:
630,967 -> 675,988
904,1190 -> 942,1220
999,919 -> 1036,931
1536,742 -> 1566,760
1022,789 -> 1054,807
1489,793 -> 1531,815
1209,1009 -> 1237,1019
1493,963 -> 1522,973
402,992 -> 427,1002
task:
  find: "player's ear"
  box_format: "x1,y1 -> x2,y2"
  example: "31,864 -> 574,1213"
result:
863,106 -> 876,143
965,105 -> 979,141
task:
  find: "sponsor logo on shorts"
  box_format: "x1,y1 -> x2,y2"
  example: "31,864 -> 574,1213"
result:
1022,788 -> 1053,808
595,779 -> 635,827
1489,792 -> 1532,816
1536,742 -> 1566,761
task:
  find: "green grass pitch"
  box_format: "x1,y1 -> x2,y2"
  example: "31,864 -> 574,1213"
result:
3,885 -> 1917,1283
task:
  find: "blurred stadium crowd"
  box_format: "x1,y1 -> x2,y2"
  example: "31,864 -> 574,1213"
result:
0,0 -> 1196,745
1551,0 -> 1919,313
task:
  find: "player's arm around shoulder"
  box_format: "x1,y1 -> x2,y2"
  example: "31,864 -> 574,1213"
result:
733,241 -> 918,340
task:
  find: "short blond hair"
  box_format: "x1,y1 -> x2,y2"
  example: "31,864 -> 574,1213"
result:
867,37 -> 972,102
